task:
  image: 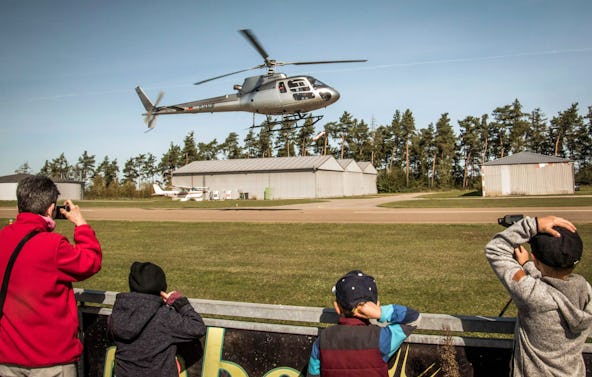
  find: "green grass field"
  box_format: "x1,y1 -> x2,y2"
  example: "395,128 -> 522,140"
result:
1,190 -> 590,318
28,220 -> 589,318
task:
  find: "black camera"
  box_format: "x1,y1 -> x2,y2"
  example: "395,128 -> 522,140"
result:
498,214 -> 523,228
54,205 -> 70,220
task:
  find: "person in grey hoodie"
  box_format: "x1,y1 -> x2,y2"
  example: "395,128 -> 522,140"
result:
485,215 -> 592,377
108,261 -> 206,377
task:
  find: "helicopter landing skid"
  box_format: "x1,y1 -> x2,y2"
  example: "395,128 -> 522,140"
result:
250,113 -> 324,130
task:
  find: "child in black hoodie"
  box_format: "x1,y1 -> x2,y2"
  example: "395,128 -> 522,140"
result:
108,261 -> 206,377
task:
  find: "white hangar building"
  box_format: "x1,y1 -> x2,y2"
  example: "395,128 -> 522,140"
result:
0,174 -> 84,201
172,156 -> 377,200
481,151 -> 574,197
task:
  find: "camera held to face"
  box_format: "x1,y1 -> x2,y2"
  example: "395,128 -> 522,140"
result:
54,205 -> 70,220
498,214 -> 523,228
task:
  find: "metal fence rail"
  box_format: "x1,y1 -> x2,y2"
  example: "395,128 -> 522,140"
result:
74,288 -> 592,352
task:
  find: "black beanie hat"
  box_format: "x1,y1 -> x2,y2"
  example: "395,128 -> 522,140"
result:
333,270 -> 378,311
129,261 -> 167,295
529,227 -> 583,268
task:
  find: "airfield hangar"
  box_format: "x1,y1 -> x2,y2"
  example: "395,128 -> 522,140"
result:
171,156 -> 377,200
0,174 -> 84,201
481,151 -> 575,197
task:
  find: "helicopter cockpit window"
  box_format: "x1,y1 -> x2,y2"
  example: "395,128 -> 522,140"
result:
307,77 -> 327,88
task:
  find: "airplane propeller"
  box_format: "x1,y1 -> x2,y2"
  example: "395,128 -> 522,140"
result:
194,29 -> 367,86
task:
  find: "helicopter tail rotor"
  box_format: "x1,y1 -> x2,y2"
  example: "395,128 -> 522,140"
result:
135,86 -> 164,131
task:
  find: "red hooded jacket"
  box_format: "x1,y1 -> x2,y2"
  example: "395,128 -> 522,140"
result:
0,212 -> 102,367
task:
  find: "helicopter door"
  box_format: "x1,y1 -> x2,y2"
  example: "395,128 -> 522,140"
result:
287,78 -> 315,101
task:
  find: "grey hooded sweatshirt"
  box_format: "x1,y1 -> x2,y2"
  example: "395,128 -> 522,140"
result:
108,292 -> 206,377
485,216 -> 592,377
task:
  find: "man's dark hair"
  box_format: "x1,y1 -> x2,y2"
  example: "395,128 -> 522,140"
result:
17,175 -> 60,215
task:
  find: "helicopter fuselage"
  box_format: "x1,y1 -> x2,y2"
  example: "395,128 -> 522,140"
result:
146,73 -> 340,117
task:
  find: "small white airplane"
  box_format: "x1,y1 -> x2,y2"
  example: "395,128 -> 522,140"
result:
179,187 -> 209,202
152,183 -> 183,198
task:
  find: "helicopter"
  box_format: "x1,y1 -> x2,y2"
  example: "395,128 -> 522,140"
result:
135,29 -> 366,131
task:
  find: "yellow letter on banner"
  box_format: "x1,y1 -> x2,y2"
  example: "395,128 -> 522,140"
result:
263,367 -> 303,377
201,327 -> 249,377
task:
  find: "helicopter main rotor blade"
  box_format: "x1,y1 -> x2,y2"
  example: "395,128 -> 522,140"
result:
239,29 -> 272,66
194,65 -> 262,85
284,59 -> 368,66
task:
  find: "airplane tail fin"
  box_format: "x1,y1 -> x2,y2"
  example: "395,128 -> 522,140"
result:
152,183 -> 164,195
135,86 -> 163,131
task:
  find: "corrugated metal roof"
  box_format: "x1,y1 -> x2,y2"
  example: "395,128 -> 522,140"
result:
357,161 -> 378,174
173,156 -> 343,175
483,151 -> 571,166
0,173 -> 32,183
337,159 -> 362,172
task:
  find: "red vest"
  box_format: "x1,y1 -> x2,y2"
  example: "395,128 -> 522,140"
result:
318,317 -> 388,377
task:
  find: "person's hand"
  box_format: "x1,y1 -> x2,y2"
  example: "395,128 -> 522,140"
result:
160,290 -> 181,305
353,301 -> 382,320
514,245 -> 530,266
62,200 -> 87,227
536,216 -> 576,237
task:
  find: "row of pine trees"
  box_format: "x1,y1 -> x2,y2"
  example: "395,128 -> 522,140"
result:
15,99 -> 591,197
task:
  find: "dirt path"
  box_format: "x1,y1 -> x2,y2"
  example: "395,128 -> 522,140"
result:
3,194 -> 589,224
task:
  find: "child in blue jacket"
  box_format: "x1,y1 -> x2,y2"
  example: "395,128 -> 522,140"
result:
307,270 -> 421,377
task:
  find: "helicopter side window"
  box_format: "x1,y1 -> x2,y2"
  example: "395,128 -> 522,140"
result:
278,81 -> 287,93
293,92 -> 315,101
288,79 -> 310,93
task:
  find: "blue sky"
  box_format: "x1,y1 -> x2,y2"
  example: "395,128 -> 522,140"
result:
1,0 -> 591,176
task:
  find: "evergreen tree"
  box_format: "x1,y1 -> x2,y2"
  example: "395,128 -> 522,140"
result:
221,132 -> 243,159
296,117 -> 317,156
196,139 -> 219,160
349,119 -> 372,162
478,114 -> 491,164
550,103 -> 582,157
370,125 -> 389,168
275,120 -> 297,157
321,121 -> 339,157
490,104 -> 512,158
75,150 -> 96,187
159,143 -> 183,185
96,156 -> 119,187
142,153 -> 159,183
458,116 -> 480,188
258,120 -> 273,157
525,108 -> 550,154
332,111 -> 354,159
14,162 -> 32,175
40,153 -> 72,180
243,129 -> 258,158
181,131 -> 199,164
507,99 -> 529,153
387,110 -> 404,170
433,113 -> 456,188
400,109 -> 416,187
410,124 -> 435,188
122,157 -> 140,185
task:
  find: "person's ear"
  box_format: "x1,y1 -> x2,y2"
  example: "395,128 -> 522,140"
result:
46,203 -> 56,218
333,301 -> 343,315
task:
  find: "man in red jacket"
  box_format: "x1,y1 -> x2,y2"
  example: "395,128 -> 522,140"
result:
0,175 -> 102,377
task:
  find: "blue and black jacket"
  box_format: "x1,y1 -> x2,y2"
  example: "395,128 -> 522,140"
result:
307,304 -> 421,377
